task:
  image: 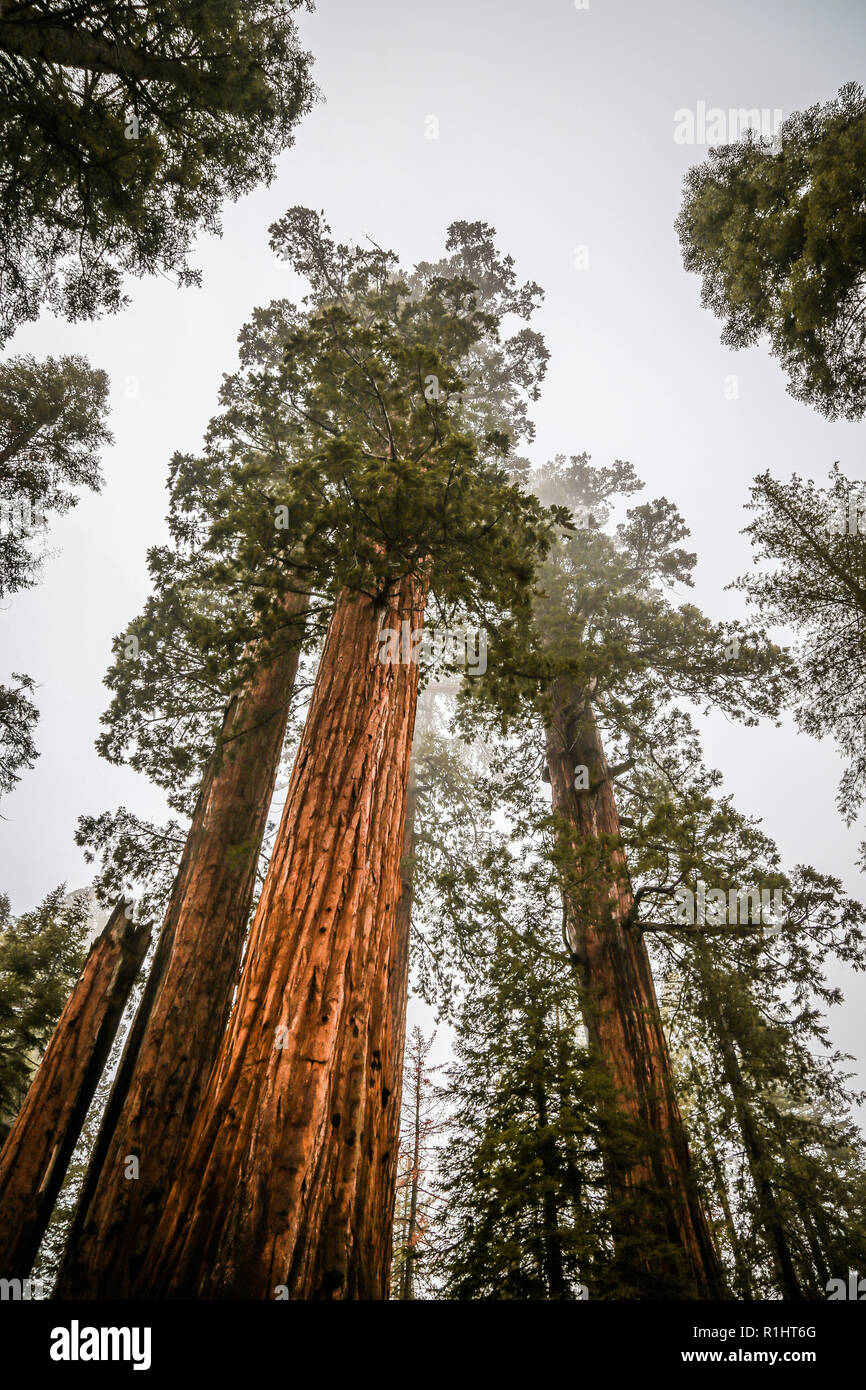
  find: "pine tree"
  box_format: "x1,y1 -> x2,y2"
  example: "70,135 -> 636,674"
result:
455,453 -> 789,1296
617,711 -> 866,1297
422,793 -> 612,1300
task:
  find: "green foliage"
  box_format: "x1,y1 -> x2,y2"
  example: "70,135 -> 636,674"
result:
458,452 -> 790,767
0,672 -> 38,799
407,447 -> 866,1299
734,466 -> 866,854
80,210 -> 554,920
676,82 -> 866,418
0,1 -> 317,342
0,354 -> 110,799
0,354 -> 111,599
75,808 -> 188,922
424,787 -> 613,1299
0,886 -> 90,1142
614,710 -> 866,1296
204,209 -> 555,638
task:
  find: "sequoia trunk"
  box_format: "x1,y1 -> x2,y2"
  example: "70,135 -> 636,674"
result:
138,575 -> 426,1299
0,902 -> 149,1280
57,598 -> 306,1298
379,770 -> 416,1295
545,676 -> 724,1299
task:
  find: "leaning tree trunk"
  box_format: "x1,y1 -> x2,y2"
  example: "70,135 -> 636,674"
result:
57,598 -> 306,1299
0,901 -> 150,1280
138,574 -> 427,1300
544,676 -> 724,1299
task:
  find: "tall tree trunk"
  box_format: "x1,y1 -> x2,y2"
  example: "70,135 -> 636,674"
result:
138,575 -> 427,1300
698,971 -> 803,1300
532,1079 -> 568,1299
0,902 -> 150,1280
382,771 -> 416,1296
391,1159 -> 412,1298
400,1023 -> 424,1302
57,600 -> 306,1298
697,1110 -> 754,1299
544,676 -> 724,1299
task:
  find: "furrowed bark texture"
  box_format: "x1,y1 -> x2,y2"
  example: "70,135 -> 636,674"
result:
138,576 -> 426,1300
0,902 -> 150,1280
378,771 -> 416,1297
57,599 -> 306,1299
545,676 -> 724,1299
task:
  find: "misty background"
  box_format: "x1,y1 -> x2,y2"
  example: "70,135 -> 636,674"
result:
3,0 -> 866,1094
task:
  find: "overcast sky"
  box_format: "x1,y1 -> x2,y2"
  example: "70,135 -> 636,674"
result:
3,0 -> 866,1089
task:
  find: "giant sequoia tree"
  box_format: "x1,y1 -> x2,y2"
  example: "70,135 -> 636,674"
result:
130,215 -> 553,1301
0,899 -> 149,1280
57,297 -> 317,1299
447,453 -> 791,1297
411,699 -> 866,1299
0,0 -> 316,342
55,211 -> 548,1299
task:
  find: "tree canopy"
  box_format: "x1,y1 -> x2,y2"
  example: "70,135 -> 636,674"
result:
0,0 -> 317,342
676,82 -> 866,418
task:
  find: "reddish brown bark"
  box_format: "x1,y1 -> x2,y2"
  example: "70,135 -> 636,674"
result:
0,902 -> 150,1281
138,575 -> 427,1300
57,599 -> 306,1299
545,677 -> 724,1299
363,768 -> 416,1298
